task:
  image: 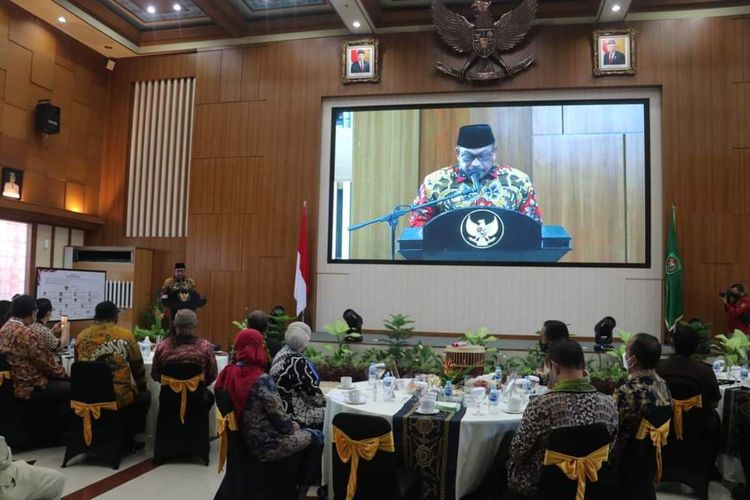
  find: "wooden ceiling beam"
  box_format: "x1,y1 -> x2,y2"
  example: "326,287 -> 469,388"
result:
192,0 -> 246,37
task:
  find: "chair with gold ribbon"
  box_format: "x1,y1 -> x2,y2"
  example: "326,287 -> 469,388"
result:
331,413 -> 421,500
154,363 -> 212,466
538,423 -> 614,500
659,377 -> 715,500
62,362 -> 129,470
0,352 -> 31,449
617,405 -> 672,500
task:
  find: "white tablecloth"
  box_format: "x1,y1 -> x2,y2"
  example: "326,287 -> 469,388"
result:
62,354 -> 229,439
323,382 -> 522,499
718,382 -> 745,483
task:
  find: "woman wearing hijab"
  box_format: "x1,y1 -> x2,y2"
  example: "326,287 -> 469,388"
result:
215,329 -> 320,463
270,322 -> 326,430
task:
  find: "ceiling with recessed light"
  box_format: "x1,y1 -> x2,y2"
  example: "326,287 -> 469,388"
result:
25,0 -> 750,57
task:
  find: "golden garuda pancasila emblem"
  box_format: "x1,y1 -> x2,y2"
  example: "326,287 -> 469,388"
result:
431,0 -> 537,81
178,291 -> 190,303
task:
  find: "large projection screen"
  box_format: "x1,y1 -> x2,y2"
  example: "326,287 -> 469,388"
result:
316,89 -> 663,337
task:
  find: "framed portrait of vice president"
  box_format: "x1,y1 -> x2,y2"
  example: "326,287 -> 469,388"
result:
342,39 -> 380,84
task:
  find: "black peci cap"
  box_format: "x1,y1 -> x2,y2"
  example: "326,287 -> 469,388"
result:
456,124 -> 495,149
174,263 -> 186,269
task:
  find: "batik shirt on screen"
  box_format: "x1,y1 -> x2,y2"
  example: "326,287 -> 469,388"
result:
408,164 -> 543,227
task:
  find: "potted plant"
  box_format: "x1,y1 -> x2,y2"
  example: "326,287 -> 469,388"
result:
134,303 -> 167,342
713,329 -> 750,367
401,342 -> 443,377
315,320 -> 364,381
378,314 -> 415,369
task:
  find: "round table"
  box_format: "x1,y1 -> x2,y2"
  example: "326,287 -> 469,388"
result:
322,381 -> 523,499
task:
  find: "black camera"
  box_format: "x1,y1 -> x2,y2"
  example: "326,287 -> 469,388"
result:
720,290 -> 741,300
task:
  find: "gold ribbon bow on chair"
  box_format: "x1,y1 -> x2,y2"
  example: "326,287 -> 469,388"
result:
543,444 -> 609,500
0,371 -> 10,387
332,425 -> 395,500
215,408 -> 238,474
70,400 -> 118,446
672,395 -> 702,441
161,374 -> 204,424
635,418 -> 670,483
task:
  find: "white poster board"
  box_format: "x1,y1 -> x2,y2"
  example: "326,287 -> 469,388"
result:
35,268 -> 106,320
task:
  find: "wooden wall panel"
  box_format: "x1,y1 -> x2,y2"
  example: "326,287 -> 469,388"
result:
350,110 -> 420,259
91,16 -> 750,345
0,0 -> 107,221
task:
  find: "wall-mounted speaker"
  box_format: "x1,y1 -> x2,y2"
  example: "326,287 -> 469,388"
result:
35,100 -> 61,135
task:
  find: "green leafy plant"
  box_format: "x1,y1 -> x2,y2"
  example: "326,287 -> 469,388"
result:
606,330 -> 635,365
462,327 -> 498,350
587,355 -> 626,395
714,329 -> 750,367
402,342 -> 443,375
322,320 -> 359,366
379,314 -> 415,368
439,357 -> 473,385
267,306 -> 294,343
502,345 -> 545,377
134,303 -> 167,342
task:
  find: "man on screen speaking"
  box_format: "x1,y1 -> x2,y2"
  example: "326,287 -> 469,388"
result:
408,124 -> 542,227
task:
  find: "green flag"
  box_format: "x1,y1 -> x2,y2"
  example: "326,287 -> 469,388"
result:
664,205 -> 684,331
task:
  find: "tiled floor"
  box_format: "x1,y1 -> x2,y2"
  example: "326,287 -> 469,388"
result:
13,441 -> 737,499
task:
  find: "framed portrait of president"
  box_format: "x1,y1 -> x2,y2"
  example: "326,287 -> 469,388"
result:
593,28 -> 636,76
1,167 -> 23,200
341,39 -> 380,84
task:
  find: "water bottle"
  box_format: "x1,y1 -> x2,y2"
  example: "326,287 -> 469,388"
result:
488,385 -> 499,414
443,380 -> 453,400
493,366 -> 503,383
68,337 -> 76,357
742,365 -> 749,380
368,363 -> 377,387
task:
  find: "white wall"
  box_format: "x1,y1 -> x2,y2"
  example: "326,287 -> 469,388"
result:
316,89 -> 663,337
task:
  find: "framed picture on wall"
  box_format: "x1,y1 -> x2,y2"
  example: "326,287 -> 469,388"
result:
593,28 -> 636,76
341,39 -> 380,84
1,167 -> 23,200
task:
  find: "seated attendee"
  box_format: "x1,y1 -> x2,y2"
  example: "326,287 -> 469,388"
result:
30,298 -> 68,353
270,321 -> 325,429
151,309 -> 217,385
656,323 -> 720,409
247,309 -> 282,360
76,301 -> 150,440
507,340 -> 618,499
216,329 -> 322,495
0,295 -> 69,401
611,333 -> 672,464
0,300 -> 11,329
539,319 -> 569,353
0,436 -> 65,500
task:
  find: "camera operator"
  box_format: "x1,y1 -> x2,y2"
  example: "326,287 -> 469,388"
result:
721,283 -> 750,335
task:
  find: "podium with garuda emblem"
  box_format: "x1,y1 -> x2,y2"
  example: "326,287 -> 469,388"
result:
161,289 -> 207,313
398,207 -> 571,262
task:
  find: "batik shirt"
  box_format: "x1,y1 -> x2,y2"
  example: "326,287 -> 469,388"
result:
241,374 -> 313,462
408,164 -> 543,227
29,322 -> 60,352
611,369 -> 672,463
151,336 -> 218,386
161,277 -> 196,295
0,318 -> 67,399
76,322 -> 148,408
507,382 -> 619,498
270,345 -> 326,429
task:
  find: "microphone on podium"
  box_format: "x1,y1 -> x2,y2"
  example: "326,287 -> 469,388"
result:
470,174 -> 482,193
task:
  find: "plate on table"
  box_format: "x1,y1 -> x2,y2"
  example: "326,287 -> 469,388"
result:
344,399 -> 367,405
337,385 -> 356,390
415,408 -> 439,415
501,405 -> 525,414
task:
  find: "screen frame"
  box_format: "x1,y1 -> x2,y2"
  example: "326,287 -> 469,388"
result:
34,267 -> 107,321
326,97 -> 652,269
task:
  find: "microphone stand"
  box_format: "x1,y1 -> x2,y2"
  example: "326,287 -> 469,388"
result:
348,183 -> 480,260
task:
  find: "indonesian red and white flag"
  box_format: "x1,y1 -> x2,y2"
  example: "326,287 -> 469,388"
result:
294,202 -> 309,317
